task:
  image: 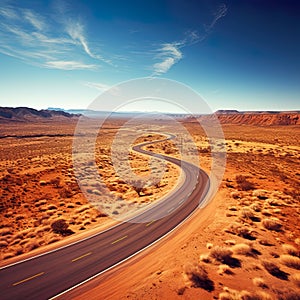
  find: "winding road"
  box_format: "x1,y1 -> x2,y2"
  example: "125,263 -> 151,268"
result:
0,134 -> 210,300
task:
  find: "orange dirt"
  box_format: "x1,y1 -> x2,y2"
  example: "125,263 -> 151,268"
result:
1,119 -> 299,299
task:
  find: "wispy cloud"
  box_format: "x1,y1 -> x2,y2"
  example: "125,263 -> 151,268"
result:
84,81 -> 111,91
0,4 -> 109,70
153,42 -> 183,75
45,60 -> 97,70
152,3 -> 228,76
0,7 -> 18,19
83,81 -> 120,96
65,20 -> 98,59
205,4 -> 228,34
23,9 -> 45,31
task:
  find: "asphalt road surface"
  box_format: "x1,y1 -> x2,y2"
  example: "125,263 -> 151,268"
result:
0,134 -> 210,300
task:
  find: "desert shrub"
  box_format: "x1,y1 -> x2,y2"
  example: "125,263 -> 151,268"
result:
177,287 -> 186,295
250,203 -> 262,212
282,244 -> 300,257
219,288 -> 272,300
14,246 -> 23,255
50,177 -> 61,187
253,190 -> 269,200
47,204 -> 57,210
236,175 -> 255,191
240,209 -> 261,222
240,291 -> 272,300
48,237 -> 60,244
0,240 -> 8,248
258,239 -> 274,246
280,255 -> 300,270
224,224 -> 256,240
262,261 -> 289,280
210,246 -> 241,268
3,252 -> 14,260
228,206 -> 238,211
184,263 -> 214,291
291,273 -> 300,288
75,205 -> 90,214
241,291 -> 272,300
218,264 -> 234,275
252,277 -> 268,289
210,246 -> 232,262
59,187 -> 73,198
276,290 -> 300,300
51,219 -> 74,236
129,179 -> 145,196
237,227 -> 257,240
267,198 -> 285,206
97,212 -> 108,218
231,243 -> 259,257
200,254 -> 211,263
24,241 -> 39,251
225,240 -> 236,246
262,218 -> 282,231
261,209 -> 272,216
0,227 -> 12,236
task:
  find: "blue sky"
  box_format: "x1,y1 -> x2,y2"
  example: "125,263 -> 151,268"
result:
0,0 -> 299,113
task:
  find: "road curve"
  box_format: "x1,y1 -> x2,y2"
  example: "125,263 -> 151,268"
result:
0,134 -> 210,300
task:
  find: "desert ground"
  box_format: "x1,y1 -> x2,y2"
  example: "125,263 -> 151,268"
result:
0,117 -> 299,299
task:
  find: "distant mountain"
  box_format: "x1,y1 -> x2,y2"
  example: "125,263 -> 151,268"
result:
3,106 -> 299,125
0,107 -> 80,123
189,110 -> 300,126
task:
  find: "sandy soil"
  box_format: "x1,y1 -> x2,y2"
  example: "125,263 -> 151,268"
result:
0,119 -> 180,262
68,123 -> 300,300
1,119 -> 300,299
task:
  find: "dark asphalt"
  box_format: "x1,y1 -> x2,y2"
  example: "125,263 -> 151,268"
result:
0,134 -> 210,300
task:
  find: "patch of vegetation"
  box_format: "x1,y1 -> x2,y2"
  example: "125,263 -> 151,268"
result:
210,246 -> 241,268
184,263 -> 214,292
236,175 -> 255,191
51,219 -> 74,236
262,261 -> 289,280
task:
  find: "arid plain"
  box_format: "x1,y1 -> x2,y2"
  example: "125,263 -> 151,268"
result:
0,111 -> 299,299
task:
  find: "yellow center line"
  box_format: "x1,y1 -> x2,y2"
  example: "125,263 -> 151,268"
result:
72,252 -> 92,262
12,272 -> 45,286
111,235 -> 128,245
146,220 -> 155,227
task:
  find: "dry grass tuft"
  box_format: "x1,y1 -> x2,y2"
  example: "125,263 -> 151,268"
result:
275,290 -> 300,300
200,254 -> 211,263
210,246 -> 241,268
262,218 -> 282,231
225,239 -> 236,246
253,277 -> 268,289
3,252 -> 15,260
236,175 -> 255,191
262,261 -> 289,280
219,287 -> 272,300
282,244 -> 300,257
231,243 -> 255,256
218,264 -> 234,275
210,246 -> 233,261
280,255 -> 300,270
184,263 -> 214,291
240,208 -> 260,222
